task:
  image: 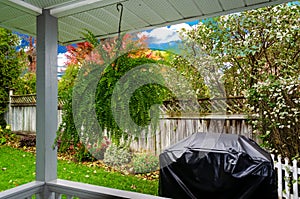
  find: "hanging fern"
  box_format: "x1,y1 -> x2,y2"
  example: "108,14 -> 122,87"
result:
56,30 -> 172,160
56,53 -> 171,155
95,54 -> 170,145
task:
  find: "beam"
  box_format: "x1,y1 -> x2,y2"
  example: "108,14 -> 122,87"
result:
7,0 -> 42,14
50,0 -> 105,16
50,0 -> 127,17
36,9 -> 58,185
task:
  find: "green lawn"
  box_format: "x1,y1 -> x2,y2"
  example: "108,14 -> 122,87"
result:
0,146 -> 159,195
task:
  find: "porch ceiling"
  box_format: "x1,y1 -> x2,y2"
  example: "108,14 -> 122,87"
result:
0,0 -> 294,44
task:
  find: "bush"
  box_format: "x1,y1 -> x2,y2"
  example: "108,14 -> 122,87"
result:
19,135 -> 36,147
131,153 -> 159,174
246,78 -> 300,159
88,136 -> 111,160
74,142 -> 95,162
104,144 -> 132,167
0,125 -> 15,145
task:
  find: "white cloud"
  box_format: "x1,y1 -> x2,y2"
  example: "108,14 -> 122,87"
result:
57,53 -> 68,67
138,27 -> 179,44
138,23 -> 194,44
169,23 -> 193,32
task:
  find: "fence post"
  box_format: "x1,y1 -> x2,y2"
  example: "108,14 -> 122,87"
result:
284,157 -> 291,199
8,89 -> 13,130
278,155 -> 283,199
292,159 -> 298,199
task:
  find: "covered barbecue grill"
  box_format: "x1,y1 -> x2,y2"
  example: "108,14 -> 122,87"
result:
159,132 -> 277,199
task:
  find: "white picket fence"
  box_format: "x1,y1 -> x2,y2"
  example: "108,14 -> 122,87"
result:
272,154 -> 300,199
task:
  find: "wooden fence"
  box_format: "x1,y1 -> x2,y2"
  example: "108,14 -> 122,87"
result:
4,93 -> 63,133
272,154 -> 300,199
4,93 -> 254,153
130,115 -> 253,154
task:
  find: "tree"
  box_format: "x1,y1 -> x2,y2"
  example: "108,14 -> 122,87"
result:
180,2 -> 300,158
65,42 -> 94,66
26,36 -> 36,73
169,54 -> 210,99
181,3 -> 299,95
0,28 -> 25,127
64,32 -> 147,66
9,35 -> 38,95
13,72 -> 36,95
178,20 -> 227,98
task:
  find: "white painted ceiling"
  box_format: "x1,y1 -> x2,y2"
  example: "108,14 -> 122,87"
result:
0,0 -> 293,44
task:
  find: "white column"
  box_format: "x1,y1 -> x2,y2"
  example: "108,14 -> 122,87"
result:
36,9 -> 58,184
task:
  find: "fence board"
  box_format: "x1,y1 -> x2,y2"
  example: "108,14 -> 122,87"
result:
272,154 -> 300,199
293,159 -> 299,199
285,158 -> 291,198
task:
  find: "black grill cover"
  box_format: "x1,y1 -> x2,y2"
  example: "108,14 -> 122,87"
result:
158,132 -> 277,199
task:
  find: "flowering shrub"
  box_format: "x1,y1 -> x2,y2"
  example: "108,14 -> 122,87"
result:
0,125 -> 15,145
246,77 -> 300,159
131,153 -> 159,174
73,142 -> 93,162
88,136 -> 111,160
103,144 -> 132,167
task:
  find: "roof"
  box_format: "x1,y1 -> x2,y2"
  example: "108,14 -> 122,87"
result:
0,0 -> 293,45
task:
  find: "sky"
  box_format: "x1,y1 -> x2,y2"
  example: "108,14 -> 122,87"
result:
139,20 -> 199,50
16,20 -> 200,68
58,20 -> 199,53
56,20 -> 199,67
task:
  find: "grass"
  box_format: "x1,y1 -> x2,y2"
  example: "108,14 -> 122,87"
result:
0,146 -> 35,191
0,146 -> 159,195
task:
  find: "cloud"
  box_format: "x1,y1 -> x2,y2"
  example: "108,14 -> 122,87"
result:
138,23 -> 194,45
57,53 -> 68,67
169,23 -> 193,32
138,27 -> 179,44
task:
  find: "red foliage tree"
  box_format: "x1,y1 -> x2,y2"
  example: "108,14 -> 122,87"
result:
65,33 -> 148,66
65,41 -> 94,65
26,36 -> 36,72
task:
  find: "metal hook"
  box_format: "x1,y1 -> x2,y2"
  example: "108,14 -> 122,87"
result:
117,3 -> 123,38
116,2 -> 124,57
117,3 -> 123,13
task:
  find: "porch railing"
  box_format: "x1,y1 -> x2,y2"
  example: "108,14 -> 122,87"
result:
0,181 -> 44,199
0,179 -> 167,199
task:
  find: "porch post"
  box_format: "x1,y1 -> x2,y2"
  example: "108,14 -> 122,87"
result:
36,9 -> 58,185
